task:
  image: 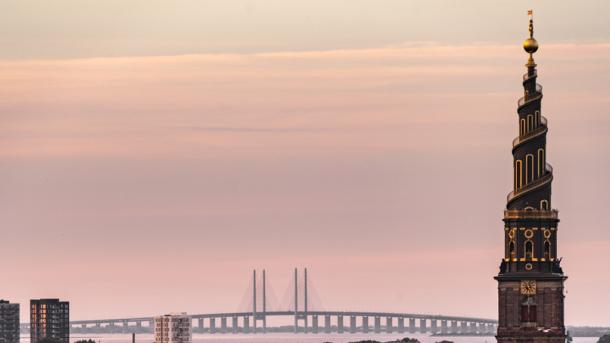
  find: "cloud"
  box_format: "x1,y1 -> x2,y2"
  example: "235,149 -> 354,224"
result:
2,43 -> 609,159
178,126 -> 338,133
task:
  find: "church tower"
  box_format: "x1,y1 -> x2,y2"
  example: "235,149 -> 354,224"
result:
495,11 -> 567,343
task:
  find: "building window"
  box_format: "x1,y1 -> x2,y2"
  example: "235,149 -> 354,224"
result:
515,160 -> 523,189
544,240 -> 551,260
521,304 -> 537,323
540,199 -> 549,210
525,240 -> 534,260
537,148 -> 545,177
509,241 -> 516,259
526,154 -> 534,184
527,115 -> 533,132
520,119 -> 526,136
534,110 -> 540,127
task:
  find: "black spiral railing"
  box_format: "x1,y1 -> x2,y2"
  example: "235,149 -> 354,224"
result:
512,116 -> 547,149
507,70 -> 553,209
507,163 -> 553,203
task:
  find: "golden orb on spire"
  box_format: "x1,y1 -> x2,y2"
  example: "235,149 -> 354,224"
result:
523,38 -> 538,54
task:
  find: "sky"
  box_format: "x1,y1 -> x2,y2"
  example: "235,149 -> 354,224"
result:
1,0 -> 610,327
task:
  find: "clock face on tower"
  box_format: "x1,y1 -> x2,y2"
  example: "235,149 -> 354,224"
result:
520,280 -> 537,295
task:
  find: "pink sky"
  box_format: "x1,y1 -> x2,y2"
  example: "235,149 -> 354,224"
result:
1,43 -> 609,326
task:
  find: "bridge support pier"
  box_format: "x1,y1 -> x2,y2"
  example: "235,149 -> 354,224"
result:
451,320 -> 457,334
440,320 -> 448,335
419,318 -> 427,333
430,319 -> 437,334
243,316 -> 249,333
221,317 -> 227,333
385,317 -> 392,333
397,317 -> 404,333
197,319 -> 203,333
312,315 -> 318,333
210,318 -> 216,334
409,318 -> 415,333
350,316 -> 356,333
362,316 -> 369,333
324,315 -> 331,333
374,317 -> 381,333
337,316 -> 344,333
232,317 -> 238,334
460,321 -> 467,334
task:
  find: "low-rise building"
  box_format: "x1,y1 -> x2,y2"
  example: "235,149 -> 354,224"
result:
154,313 -> 191,343
0,300 -> 20,343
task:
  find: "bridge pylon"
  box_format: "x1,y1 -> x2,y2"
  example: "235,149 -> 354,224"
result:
293,268 -> 309,333
252,269 -> 267,333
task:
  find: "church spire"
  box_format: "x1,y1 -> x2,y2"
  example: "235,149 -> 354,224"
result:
506,9 -> 551,212
496,12 -> 567,343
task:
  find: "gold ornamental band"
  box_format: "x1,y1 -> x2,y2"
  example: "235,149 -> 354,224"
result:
504,209 -> 558,220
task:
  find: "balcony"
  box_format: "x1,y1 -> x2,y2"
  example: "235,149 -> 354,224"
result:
523,72 -> 537,81
512,116 -> 547,147
518,84 -> 543,107
506,163 -> 553,203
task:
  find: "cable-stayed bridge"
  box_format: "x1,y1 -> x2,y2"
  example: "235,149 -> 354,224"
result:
19,269 -> 498,335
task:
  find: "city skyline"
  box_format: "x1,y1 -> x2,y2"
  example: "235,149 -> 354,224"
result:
1,1 -> 610,328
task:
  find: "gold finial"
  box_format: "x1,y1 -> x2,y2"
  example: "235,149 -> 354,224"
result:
523,10 -> 538,67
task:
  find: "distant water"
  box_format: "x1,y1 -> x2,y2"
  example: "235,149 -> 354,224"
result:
20,333 -> 598,343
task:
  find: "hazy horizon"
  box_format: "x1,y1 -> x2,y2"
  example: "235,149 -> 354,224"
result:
1,1 -> 609,327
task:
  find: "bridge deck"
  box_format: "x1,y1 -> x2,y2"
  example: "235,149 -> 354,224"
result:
20,311 -> 498,327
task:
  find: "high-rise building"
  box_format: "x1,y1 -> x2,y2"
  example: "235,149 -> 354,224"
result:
0,300 -> 20,343
154,313 -> 192,343
495,11 -> 567,343
30,299 -> 70,343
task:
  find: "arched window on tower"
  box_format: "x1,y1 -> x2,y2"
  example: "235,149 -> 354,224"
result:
525,240 -> 534,260
535,110 -> 540,127
527,115 -> 533,132
544,240 -> 551,260
509,241 -> 516,260
520,119 -> 526,136
538,148 -> 546,177
515,160 -> 523,189
540,200 -> 549,210
526,154 -> 534,183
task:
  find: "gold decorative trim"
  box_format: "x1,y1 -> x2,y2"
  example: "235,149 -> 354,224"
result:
504,209 -> 558,219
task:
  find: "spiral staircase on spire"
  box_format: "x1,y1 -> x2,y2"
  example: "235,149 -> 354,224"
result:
506,69 -> 554,210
